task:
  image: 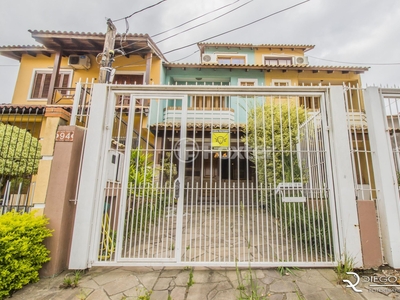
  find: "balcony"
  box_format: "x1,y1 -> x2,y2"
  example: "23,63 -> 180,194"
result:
163,106 -> 235,123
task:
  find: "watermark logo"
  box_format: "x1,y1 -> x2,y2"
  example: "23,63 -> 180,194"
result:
173,138 -> 200,163
343,272 -> 362,293
343,272 -> 400,294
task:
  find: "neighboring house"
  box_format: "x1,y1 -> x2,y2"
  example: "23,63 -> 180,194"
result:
0,30 -> 166,213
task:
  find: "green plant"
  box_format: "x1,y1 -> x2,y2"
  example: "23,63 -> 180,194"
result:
235,262 -> 267,300
335,253 -> 355,283
77,289 -> 88,300
295,289 -> 306,300
277,265 -> 300,276
135,287 -> 152,300
0,211 -> 52,299
59,270 -> 82,289
187,267 -> 194,287
125,149 -> 166,236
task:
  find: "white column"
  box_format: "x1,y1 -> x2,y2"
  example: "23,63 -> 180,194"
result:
364,87 -> 400,268
69,84 -> 108,269
327,86 -> 362,267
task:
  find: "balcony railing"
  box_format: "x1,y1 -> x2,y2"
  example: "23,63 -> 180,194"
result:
163,106 -> 235,123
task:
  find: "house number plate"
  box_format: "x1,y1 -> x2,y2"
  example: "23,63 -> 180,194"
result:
56,130 -> 74,142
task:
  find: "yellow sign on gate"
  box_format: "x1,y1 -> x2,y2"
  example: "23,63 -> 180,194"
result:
212,130 -> 230,150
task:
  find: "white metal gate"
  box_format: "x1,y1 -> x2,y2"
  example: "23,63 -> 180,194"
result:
68,85 -> 358,269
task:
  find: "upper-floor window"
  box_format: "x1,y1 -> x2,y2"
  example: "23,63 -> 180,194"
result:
30,69 -> 72,100
264,56 -> 293,66
272,80 -> 291,87
217,55 -> 246,65
192,95 -> 226,109
238,79 -> 258,87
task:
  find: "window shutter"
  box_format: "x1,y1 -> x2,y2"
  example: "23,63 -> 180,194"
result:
31,73 -> 43,98
41,74 -> 52,98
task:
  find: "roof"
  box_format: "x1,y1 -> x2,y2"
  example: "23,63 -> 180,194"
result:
0,30 -> 167,61
163,62 -> 369,74
198,42 -> 315,52
150,122 -> 245,130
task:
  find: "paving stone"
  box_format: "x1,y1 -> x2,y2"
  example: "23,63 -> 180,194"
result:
211,289 -> 238,300
303,290 -> 329,300
160,268 -> 183,277
192,269 -> 227,283
103,274 -> 140,295
137,272 -> 160,290
317,268 -> 338,283
92,269 -> 132,285
79,278 -> 100,289
153,277 -> 173,291
262,269 -> 283,279
297,269 -> 335,289
123,285 -> 150,297
286,292 -> 301,300
150,290 -> 169,299
296,280 -> 322,295
359,288 -> 398,300
259,275 -> 275,285
269,294 -> 284,300
86,288 -> 111,300
269,280 -> 297,293
324,287 -> 364,300
170,286 -> 187,300
174,271 -> 190,286
186,283 -> 218,300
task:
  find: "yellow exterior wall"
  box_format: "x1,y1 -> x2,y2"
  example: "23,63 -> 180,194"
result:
12,53 -> 163,105
254,48 -> 305,65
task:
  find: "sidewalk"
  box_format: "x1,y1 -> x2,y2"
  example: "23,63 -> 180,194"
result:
9,266 -> 400,300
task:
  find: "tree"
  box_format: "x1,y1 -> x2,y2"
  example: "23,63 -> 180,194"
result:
244,102 -> 306,186
0,124 -> 41,193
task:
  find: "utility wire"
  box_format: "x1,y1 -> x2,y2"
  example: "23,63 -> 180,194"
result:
308,55 -> 400,66
113,0 -> 250,56
156,0 -> 253,44
163,0 -> 310,54
113,0 -> 167,22
170,50 -> 200,63
152,0 -> 241,38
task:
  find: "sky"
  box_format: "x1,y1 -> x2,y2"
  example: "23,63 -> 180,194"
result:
0,0 -> 399,103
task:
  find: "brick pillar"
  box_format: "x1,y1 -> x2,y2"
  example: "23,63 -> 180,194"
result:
41,125 -> 85,277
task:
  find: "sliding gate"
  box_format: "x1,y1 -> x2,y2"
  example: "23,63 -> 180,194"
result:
88,86 -> 342,267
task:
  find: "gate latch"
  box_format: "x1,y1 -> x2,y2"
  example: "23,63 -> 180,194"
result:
174,179 -> 180,200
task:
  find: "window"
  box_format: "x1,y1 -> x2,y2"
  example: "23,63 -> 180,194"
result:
217,55 -> 246,65
30,70 -> 71,99
272,80 -> 291,87
300,97 -> 320,111
264,56 -> 293,66
238,79 -> 258,87
192,96 -> 226,109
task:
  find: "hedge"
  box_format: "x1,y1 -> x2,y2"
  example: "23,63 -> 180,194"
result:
0,211 -> 52,299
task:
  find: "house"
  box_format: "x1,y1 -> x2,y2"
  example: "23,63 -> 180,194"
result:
149,42 -> 369,203
4,32 -> 396,273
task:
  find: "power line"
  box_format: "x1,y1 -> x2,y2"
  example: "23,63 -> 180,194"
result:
156,0 -> 253,44
113,0 -> 250,56
113,0 -> 167,22
308,55 -> 400,66
170,50 -> 200,63
163,0 -> 311,55
152,0 -> 241,38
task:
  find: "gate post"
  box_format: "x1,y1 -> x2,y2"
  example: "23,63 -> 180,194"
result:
326,86 -> 362,267
364,87 -> 400,268
69,84 -> 109,269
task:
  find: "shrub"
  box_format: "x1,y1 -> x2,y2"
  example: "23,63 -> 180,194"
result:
0,211 -> 52,299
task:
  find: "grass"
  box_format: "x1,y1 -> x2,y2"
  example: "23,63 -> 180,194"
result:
59,270 -> 82,289
277,265 -> 300,276
335,253 -> 355,283
187,267 -> 194,287
236,262 -> 267,300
